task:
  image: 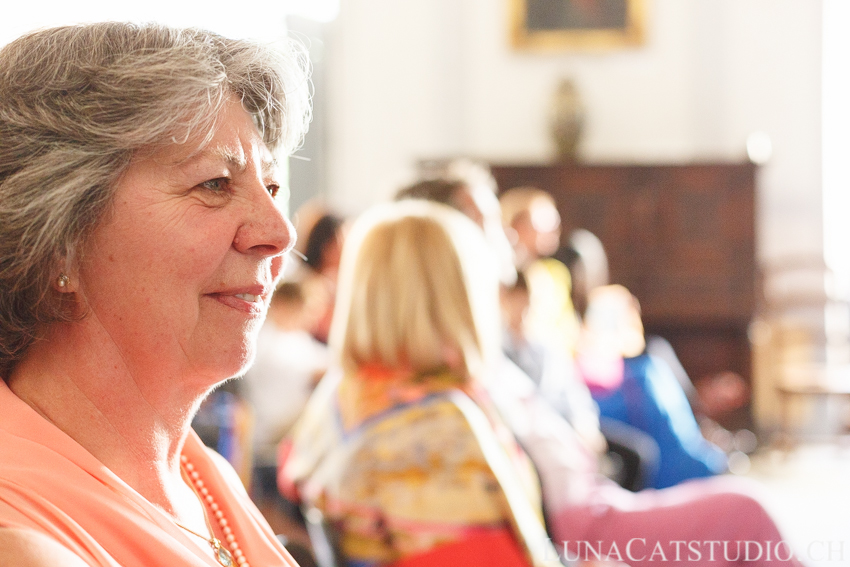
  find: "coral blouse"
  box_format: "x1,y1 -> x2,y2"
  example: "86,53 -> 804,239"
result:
0,380 -> 297,567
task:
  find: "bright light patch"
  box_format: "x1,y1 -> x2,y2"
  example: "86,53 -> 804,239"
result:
746,131 -> 772,165
1,0 -> 338,46
280,0 -> 340,23
823,0 -> 850,300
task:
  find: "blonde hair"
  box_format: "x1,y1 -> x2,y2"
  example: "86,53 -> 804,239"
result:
331,201 -> 500,379
0,22 -> 311,377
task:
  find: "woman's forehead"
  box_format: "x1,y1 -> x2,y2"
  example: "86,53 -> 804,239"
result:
140,102 -> 276,174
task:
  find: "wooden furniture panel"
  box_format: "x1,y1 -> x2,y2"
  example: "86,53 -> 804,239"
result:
491,163 -> 756,426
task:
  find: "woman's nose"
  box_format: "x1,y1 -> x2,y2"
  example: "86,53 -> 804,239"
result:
233,183 -> 295,258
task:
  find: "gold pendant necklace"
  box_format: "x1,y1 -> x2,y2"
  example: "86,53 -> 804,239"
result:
176,459 -> 239,567
174,520 -> 235,567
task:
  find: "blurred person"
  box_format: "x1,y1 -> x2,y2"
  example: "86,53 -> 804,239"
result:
303,215 -> 345,282
499,186 -> 656,488
0,22 -> 311,567
282,201 -> 566,567
498,187 -> 579,357
502,271 -> 546,385
579,286 -> 728,488
559,228 -> 701,407
242,281 -> 329,502
282,201 -> 803,567
500,187 -> 730,489
403,175 -> 648,489
502,270 -> 606,458
562,227 -> 751,460
556,228 -> 609,318
499,186 -> 563,271
399,174 -> 595,454
299,212 -> 346,344
402,158 -> 517,286
292,199 -> 332,259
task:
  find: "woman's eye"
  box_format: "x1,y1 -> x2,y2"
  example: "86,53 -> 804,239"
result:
267,183 -> 280,198
200,178 -> 229,192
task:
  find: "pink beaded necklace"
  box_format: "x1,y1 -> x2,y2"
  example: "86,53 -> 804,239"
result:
176,454 -> 250,567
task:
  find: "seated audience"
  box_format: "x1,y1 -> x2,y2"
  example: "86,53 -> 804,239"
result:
399,170 -> 653,490
561,222 -> 752,469
500,185 -> 730,489
499,186 -> 659,489
501,270 -> 657,490
283,201 -> 558,567
555,228 -> 609,320
498,186 -> 562,272
281,200 -> 803,567
562,225 -> 751,430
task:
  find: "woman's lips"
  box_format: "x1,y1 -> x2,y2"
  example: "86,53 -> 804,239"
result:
207,292 -> 265,314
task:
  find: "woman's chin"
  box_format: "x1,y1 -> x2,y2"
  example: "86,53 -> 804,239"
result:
220,351 -> 256,381
187,343 -> 257,388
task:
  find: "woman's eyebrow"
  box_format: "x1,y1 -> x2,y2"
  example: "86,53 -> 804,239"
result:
177,146 -> 277,176
210,146 -> 247,171
262,157 -> 279,177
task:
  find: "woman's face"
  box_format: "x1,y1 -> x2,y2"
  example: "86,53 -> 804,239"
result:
76,98 -> 294,388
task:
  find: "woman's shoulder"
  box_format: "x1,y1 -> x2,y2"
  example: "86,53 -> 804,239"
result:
0,528 -> 90,567
341,379 -> 473,439
339,395 -> 507,520
283,371 -> 482,489
369,389 -> 473,431
352,391 -> 490,476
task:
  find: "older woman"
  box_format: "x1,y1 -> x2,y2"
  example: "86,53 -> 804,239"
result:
0,23 -> 310,567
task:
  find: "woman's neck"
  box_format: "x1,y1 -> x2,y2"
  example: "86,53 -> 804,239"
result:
6,321 -> 208,517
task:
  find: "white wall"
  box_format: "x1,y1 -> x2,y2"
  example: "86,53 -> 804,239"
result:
322,0 -> 470,211
1,0 -> 824,265
324,0 -> 824,267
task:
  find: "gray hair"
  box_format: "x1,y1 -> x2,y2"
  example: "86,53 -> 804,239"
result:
0,22 -> 312,377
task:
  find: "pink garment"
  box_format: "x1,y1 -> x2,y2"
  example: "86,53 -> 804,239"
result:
0,380 -> 297,567
491,359 -> 804,567
550,477 -> 803,566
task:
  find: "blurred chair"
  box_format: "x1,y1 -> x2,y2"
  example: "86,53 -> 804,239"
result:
754,257 -> 850,448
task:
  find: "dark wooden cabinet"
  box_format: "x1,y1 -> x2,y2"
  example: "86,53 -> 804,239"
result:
491,162 -> 756,423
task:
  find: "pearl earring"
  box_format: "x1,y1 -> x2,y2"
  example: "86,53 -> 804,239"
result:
57,274 -> 69,288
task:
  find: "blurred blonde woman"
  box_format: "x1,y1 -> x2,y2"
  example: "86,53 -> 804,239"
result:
282,200 -> 560,567
282,200 -> 804,567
